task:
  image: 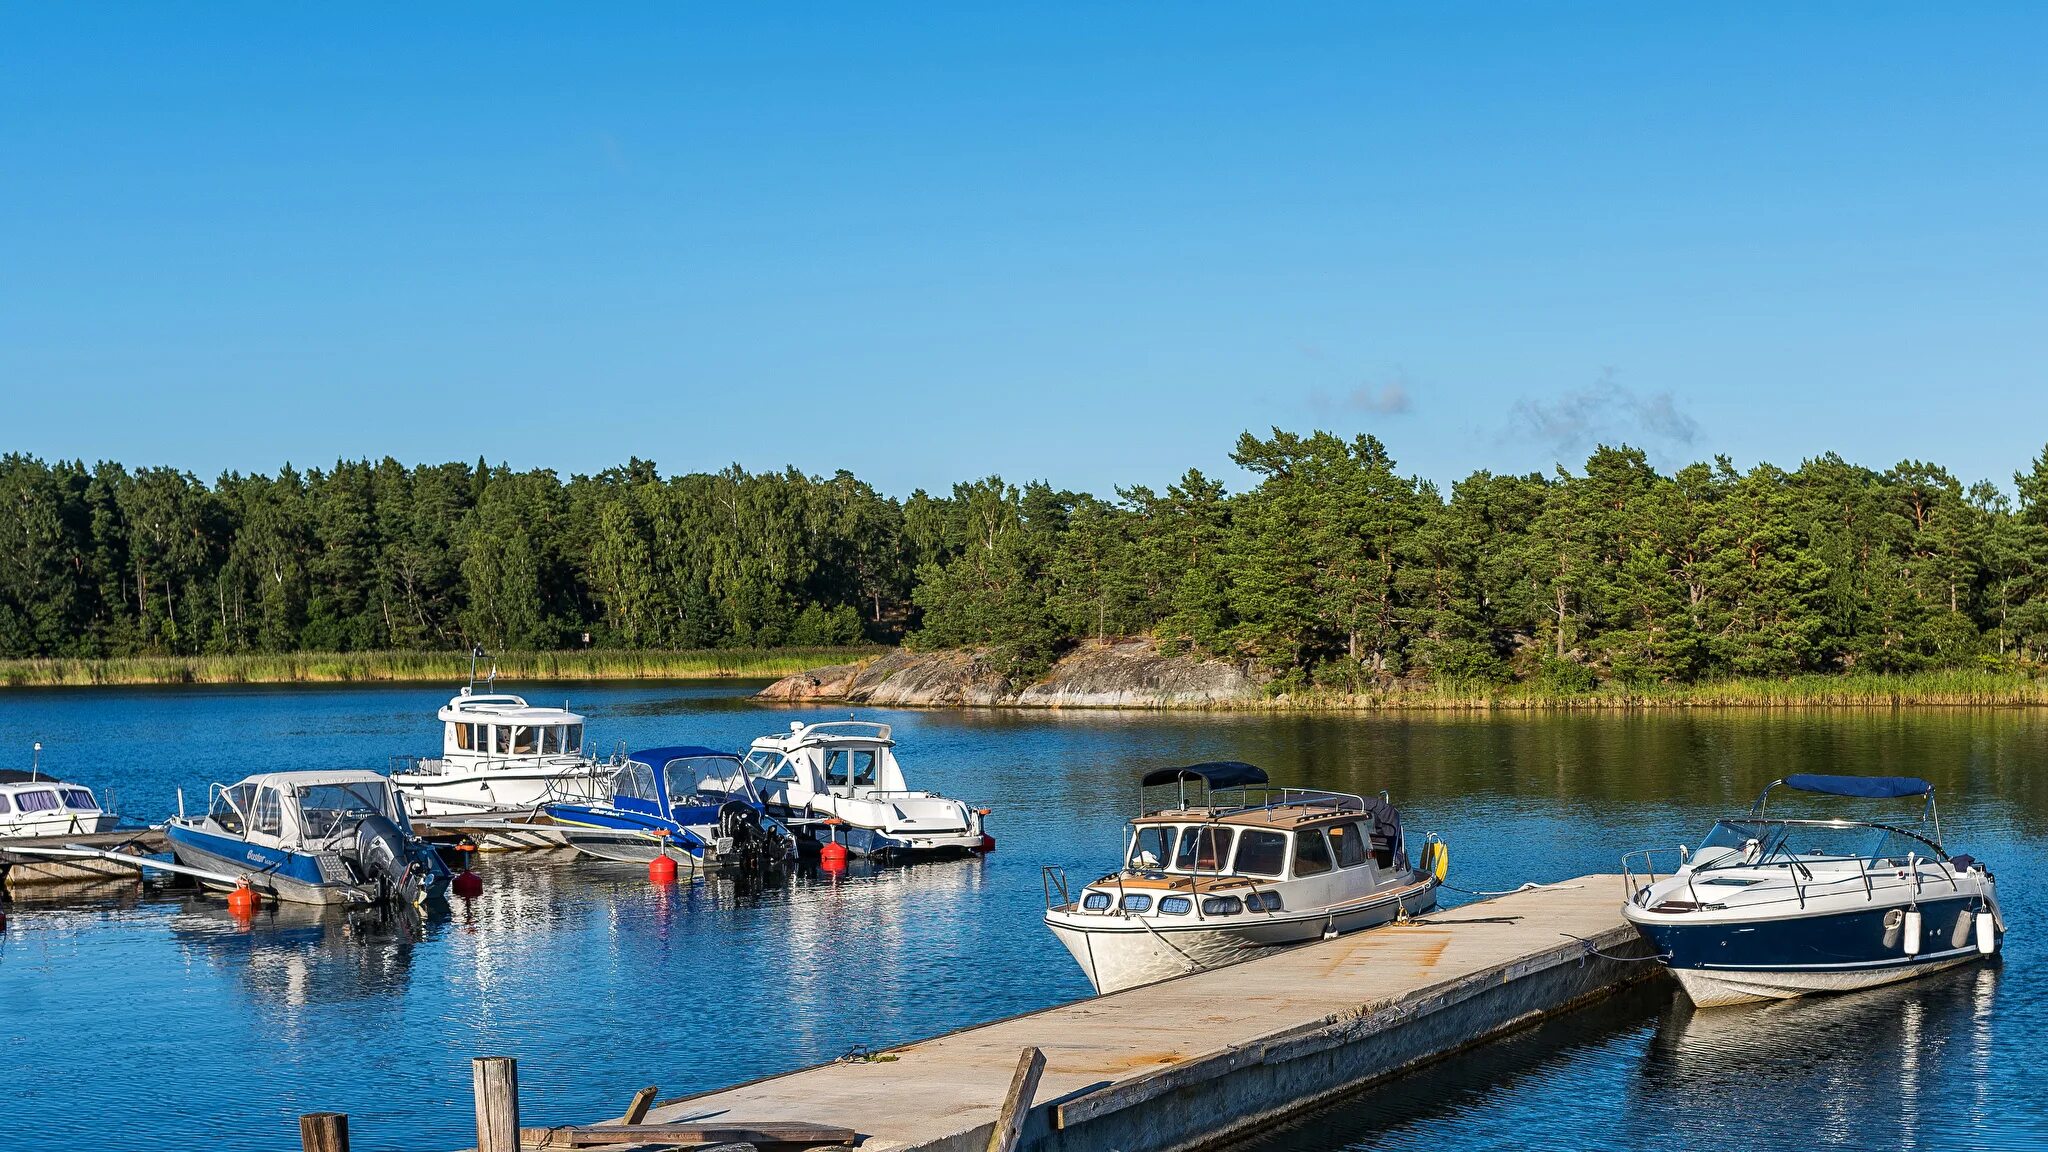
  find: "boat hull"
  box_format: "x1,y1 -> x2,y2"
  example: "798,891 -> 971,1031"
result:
1627,893 -> 1995,1007
1046,882 -> 1437,994
393,769 -> 606,817
0,812 -> 121,838
165,823 -> 450,907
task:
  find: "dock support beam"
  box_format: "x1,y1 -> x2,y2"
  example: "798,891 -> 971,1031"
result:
299,1112 -> 350,1152
473,1056 -> 520,1152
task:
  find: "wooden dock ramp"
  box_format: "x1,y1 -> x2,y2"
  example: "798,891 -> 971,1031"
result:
639,875 -> 1658,1152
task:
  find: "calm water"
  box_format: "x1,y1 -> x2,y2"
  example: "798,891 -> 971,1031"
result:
2,684 -> 2045,1152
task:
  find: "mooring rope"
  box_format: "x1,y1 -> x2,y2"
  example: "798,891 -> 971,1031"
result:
1559,930 -> 1669,964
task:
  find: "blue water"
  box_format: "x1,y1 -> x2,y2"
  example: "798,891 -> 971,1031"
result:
2,684 -> 2044,1151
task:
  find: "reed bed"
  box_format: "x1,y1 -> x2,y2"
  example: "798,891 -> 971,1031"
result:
0,647 -> 884,688
1269,668 -> 2048,711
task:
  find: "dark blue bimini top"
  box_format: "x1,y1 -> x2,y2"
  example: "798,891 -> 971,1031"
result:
1141,761 -> 1269,790
628,745 -> 736,767
1783,773 -> 1933,799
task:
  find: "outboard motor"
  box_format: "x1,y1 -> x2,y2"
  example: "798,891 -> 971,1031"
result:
716,801 -> 788,872
347,812 -> 420,904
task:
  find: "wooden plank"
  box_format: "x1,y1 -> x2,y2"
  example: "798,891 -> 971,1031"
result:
517,1122 -> 856,1148
299,1112 -> 350,1152
474,1057 -> 521,1152
623,1086 -> 660,1125
985,1047 -> 1045,1152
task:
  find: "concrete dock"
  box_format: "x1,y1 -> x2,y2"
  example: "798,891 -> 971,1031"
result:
638,875 -> 1657,1152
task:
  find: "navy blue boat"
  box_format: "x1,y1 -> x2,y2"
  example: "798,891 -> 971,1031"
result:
546,746 -> 796,870
1623,774 -> 2002,1006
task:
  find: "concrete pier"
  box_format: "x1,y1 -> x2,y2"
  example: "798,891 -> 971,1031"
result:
640,875 -> 1657,1152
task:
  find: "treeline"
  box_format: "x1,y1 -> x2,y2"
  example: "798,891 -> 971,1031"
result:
6,432 -> 2048,691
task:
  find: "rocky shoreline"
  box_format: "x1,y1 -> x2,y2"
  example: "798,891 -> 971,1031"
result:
755,638 -> 1261,708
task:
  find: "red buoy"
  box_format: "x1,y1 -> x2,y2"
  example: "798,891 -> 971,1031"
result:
227,881 -> 261,916
979,833 -> 997,854
453,868 -> 485,899
819,841 -> 849,869
648,852 -> 678,883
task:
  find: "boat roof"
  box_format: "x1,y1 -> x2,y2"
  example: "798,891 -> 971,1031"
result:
224,770 -> 394,790
1782,773 -> 1932,799
1141,761 -> 1268,790
439,690 -> 584,724
1135,799 -> 1364,831
749,720 -> 893,750
629,746 -> 739,766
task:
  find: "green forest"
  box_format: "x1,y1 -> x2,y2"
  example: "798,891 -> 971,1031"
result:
6,430 -> 2048,692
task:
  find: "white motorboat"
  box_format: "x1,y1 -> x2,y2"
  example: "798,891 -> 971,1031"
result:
0,745 -> 119,838
1622,774 -> 2003,1008
1043,762 -> 1443,995
742,721 -> 989,858
390,685 -> 613,818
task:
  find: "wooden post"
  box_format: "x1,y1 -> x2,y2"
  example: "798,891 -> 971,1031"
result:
299,1112 -> 349,1152
985,1046 -> 1046,1152
622,1085 -> 659,1125
473,1056 -> 520,1152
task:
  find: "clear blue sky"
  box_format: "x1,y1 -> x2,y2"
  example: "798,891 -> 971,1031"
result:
5,4 -> 2045,497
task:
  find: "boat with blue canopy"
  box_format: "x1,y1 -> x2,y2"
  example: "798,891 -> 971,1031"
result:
545,747 -> 796,870
1622,773 -> 2002,1007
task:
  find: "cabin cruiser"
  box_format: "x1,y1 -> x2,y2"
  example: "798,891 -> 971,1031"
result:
742,721 -> 988,858
1622,774 -> 2002,1008
166,770 -> 451,906
1043,762 -> 1442,994
389,686 -> 613,817
546,747 -> 797,870
0,770 -> 119,838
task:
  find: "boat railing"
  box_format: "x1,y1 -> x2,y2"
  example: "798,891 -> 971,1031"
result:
1629,845 -> 1964,913
1188,785 -> 1366,815
1621,846 -> 1694,906
1042,865 -> 1074,913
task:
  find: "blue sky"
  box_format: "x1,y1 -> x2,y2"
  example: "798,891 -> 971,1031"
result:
4,4 -> 2046,497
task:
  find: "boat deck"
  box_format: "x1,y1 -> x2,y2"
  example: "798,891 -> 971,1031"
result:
635,875 -> 1653,1152
0,827 -> 170,892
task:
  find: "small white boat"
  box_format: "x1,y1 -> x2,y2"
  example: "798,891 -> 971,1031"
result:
1623,774 -> 2002,1007
742,720 -> 988,858
390,686 -> 612,818
0,748 -> 119,838
1043,762 -> 1442,995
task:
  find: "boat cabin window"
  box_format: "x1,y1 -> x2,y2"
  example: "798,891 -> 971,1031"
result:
616,761 -> 660,802
61,788 -> 96,810
662,757 -> 745,804
1234,830 -> 1289,878
489,726 -> 509,755
210,783 -> 255,834
0,794 -> 10,814
15,789 -> 58,813
296,782 -> 397,839
1201,896 -> 1242,915
1326,822 -> 1370,869
252,787 -> 283,837
1128,825 -> 1178,870
745,751 -> 797,782
1293,830 -> 1335,877
824,750 -> 880,788
451,722 -> 476,751
564,724 -> 583,754
511,726 -> 537,755
539,725 -> 582,755
1174,827 -> 1237,873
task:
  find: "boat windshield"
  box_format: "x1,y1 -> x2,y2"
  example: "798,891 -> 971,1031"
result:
744,750 -> 797,782
662,756 -> 752,805
296,781 -> 400,839
1698,819 -> 1936,868
1128,824 -> 1178,870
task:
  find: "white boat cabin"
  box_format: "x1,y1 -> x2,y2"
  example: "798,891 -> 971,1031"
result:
0,770 -> 115,837
438,689 -> 587,763
200,770 -> 413,851
743,721 -> 913,801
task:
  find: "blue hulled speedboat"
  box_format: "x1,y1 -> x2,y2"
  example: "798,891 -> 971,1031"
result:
546,746 -> 796,870
1622,774 -> 2002,1007
166,770 -> 451,906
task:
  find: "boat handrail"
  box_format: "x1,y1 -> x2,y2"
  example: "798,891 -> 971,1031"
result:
788,720 -> 893,743
1150,785 -> 1366,817
1703,815 -> 1947,857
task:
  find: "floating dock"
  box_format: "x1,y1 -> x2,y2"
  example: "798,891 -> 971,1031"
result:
0,828 -> 169,893
621,874 -> 1654,1152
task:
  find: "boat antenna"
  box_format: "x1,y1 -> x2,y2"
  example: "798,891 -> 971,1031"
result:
468,644 -> 488,692
31,741 -> 41,781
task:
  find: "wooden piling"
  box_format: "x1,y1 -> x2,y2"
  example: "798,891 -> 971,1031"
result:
298,1112 -> 350,1152
622,1085 -> 659,1125
985,1047 -> 1045,1152
473,1056 -> 520,1152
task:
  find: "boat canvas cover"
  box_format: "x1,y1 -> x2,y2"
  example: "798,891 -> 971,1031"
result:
1141,762 -> 1269,790
629,746 -> 733,769
1782,774 -> 1933,799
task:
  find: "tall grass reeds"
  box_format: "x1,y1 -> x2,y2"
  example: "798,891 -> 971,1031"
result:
0,647 -> 884,688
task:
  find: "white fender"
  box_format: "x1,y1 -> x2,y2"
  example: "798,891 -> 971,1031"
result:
1976,909 -> 1997,955
1903,907 -> 1923,955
